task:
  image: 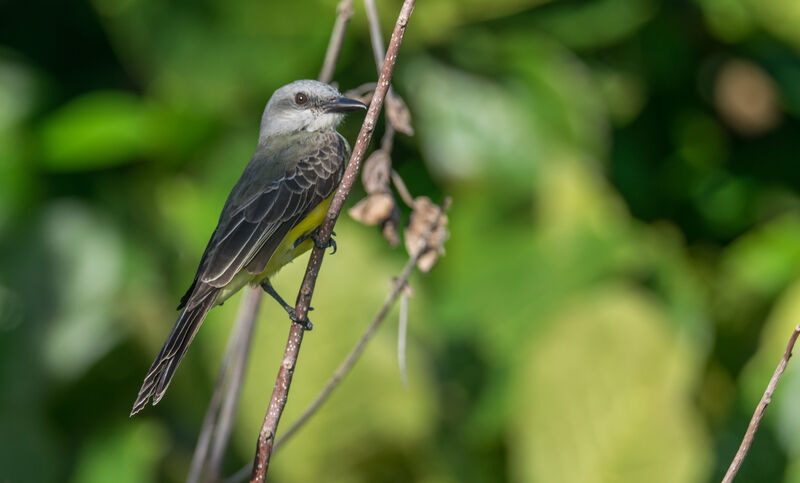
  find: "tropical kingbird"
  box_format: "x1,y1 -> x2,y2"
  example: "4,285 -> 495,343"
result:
131,80 -> 366,415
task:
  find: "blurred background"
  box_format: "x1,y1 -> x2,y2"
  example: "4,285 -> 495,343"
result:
2,0 -> 800,481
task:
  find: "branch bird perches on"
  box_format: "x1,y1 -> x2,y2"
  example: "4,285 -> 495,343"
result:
249,1 -> 418,480
187,1 -> 357,481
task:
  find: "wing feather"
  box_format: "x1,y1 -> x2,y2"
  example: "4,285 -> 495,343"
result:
243,185 -> 278,222
192,131 -> 347,289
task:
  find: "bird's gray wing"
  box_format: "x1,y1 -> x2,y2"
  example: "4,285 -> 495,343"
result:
180,132 -> 347,308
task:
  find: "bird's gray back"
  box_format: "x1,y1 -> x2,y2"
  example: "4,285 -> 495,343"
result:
178,130 -> 348,307
219,130 -> 346,222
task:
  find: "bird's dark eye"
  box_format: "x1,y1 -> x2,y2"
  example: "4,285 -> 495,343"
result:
295,92 -> 308,105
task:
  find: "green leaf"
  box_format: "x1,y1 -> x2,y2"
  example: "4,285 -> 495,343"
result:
720,214 -> 800,297
694,0 -> 756,43
403,55 -> 545,183
530,0 -> 658,51
743,0 -> 800,52
38,91 -> 150,171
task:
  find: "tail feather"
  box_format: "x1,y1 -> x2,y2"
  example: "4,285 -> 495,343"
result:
131,285 -> 219,416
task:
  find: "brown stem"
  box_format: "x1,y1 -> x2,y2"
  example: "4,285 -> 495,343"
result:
364,0 -> 386,69
318,0 -> 355,85
187,286 -> 262,483
397,287 -> 410,386
364,0 -> 412,137
187,337 -> 231,483
381,125 -> 395,154
722,325 -> 800,483
249,1 -> 417,481
391,169 -> 415,208
205,288 -> 261,481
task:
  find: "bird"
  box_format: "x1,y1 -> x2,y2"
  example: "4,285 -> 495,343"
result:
130,80 -> 366,416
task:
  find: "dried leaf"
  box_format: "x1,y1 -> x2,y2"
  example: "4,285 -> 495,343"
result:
386,90 -> 414,136
404,196 -> 448,272
362,149 -> 392,194
348,192 -> 395,226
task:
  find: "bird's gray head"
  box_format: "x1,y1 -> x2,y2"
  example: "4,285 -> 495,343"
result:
259,80 -> 367,140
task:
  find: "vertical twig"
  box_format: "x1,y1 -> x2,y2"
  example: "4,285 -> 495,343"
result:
391,170 -> 415,207
397,287 -> 410,386
249,1 -> 417,480
380,125 -> 395,152
205,289 -> 261,480
722,325 -> 800,482
319,0 -> 355,85
188,287 -> 262,483
364,0 -> 413,137
187,344 -> 231,483
364,0 -> 387,68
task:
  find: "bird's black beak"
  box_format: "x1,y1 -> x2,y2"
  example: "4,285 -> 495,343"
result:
324,96 -> 368,113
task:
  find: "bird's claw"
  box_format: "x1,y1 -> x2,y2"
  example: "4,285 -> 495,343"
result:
294,230 -> 337,254
261,279 -> 313,330
288,308 -> 313,330
312,230 -> 337,254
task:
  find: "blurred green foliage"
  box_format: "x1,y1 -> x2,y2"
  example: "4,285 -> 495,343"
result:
2,0 -> 800,481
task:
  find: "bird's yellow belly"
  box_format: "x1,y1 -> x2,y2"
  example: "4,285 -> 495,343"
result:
216,195 -> 333,305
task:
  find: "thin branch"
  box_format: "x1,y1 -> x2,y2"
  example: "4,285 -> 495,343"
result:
391,169 -> 415,207
188,286 -> 262,483
187,341 -> 231,483
206,289 -> 261,480
722,325 -> 800,483
249,1 -> 417,481
398,286 -> 410,386
319,0 -> 355,84
380,125 -> 395,154
364,0 -> 414,136
364,0 -> 386,69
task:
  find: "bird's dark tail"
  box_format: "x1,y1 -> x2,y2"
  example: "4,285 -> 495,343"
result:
130,284 -> 219,416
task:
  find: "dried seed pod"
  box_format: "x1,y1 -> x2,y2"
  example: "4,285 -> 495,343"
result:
361,149 -> 392,194
381,204 -> 402,247
404,196 -> 448,272
386,91 -> 414,136
348,192 -> 395,226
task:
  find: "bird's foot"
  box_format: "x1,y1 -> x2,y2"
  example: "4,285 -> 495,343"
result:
286,307 -> 313,331
260,279 -> 313,330
295,229 -> 337,254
